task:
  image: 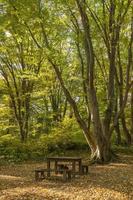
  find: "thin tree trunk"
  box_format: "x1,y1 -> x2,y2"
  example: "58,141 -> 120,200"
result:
131,89 -> 133,141
114,94 -> 121,145
121,114 -> 131,145
115,122 -> 121,145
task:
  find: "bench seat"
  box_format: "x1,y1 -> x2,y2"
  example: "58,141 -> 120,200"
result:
35,168 -> 72,181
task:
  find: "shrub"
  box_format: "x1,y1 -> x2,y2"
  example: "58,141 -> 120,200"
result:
0,134 -> 48,163
0,117 -> 89,163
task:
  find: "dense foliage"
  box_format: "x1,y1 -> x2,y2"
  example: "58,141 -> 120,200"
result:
0,0 -> 132,163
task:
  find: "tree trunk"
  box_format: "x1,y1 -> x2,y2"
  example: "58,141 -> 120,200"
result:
76,0 -> 113,163
90,136 -> 112,163
115,121 -> 121,145
114,92 -> 121,145
19,122 -> 27,142
18,94 -> 30,142
121,114 -> 131,145
131,89 -> 133,141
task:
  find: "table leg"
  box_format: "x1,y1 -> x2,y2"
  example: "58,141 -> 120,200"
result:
72,161 -> 76,177
79,160 -> 82,175
47,160 -> 50,177
55,160 -> 58,174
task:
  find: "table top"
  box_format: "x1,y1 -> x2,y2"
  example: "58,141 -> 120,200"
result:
46,156 -> 82,161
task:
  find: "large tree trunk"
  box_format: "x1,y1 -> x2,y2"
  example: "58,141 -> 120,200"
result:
49,62 -> 112,162
91,141 -> 112,163
76,0 -> 113,163
49,59 -> 96,152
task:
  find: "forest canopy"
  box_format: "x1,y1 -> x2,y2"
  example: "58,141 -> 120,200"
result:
0,0 -> 132,163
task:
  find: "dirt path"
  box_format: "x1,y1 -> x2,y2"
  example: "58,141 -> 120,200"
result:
0,153 -> 133,200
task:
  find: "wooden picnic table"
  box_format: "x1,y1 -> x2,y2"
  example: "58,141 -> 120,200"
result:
46,156 -> 82,177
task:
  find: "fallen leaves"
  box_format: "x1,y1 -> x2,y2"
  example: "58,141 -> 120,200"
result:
0,153 -> 133,200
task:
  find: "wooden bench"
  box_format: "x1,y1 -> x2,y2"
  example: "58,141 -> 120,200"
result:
35,168 -> 72,181
56,162 -> 89,175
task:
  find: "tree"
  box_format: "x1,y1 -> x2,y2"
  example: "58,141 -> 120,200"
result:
0,0 -> 132,161
0,1 -> 43,141
40,0 -> 132,162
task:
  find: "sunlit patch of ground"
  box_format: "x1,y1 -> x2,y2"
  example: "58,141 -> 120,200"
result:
0,175 -> 24,181
0,153 -> 133,200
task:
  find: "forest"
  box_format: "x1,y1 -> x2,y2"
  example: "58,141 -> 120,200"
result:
0,0 -> 132,162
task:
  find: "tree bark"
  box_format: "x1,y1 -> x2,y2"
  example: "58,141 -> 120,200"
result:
121,114 -> 131,145
131,89 -> 133,141
114,93 -> 121,145
48,58 -> 96,153
76,0 -> 112,162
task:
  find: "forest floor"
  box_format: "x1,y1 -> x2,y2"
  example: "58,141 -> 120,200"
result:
0,152 -> 133,200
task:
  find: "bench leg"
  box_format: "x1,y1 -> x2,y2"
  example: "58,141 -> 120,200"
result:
55,161 -> 58,174
72,161 -> 76,178
35,171 -> 42,181
67,171 -> 72,180
63,170 -> 67,181
41,171 -> 45,178
86,166 -> 88,174
35,171 -> 45,181
47,161 -> 50,177
35,171 -> 39,181
63,170 -> 71,181
82,166 -> 88,175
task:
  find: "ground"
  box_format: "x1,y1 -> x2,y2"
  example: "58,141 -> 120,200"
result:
0,153 -> 133,200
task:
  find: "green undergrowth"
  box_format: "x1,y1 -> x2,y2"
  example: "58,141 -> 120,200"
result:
0,118 -> 89,164
0,117 -> 132,164
113,144 -> 133,155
